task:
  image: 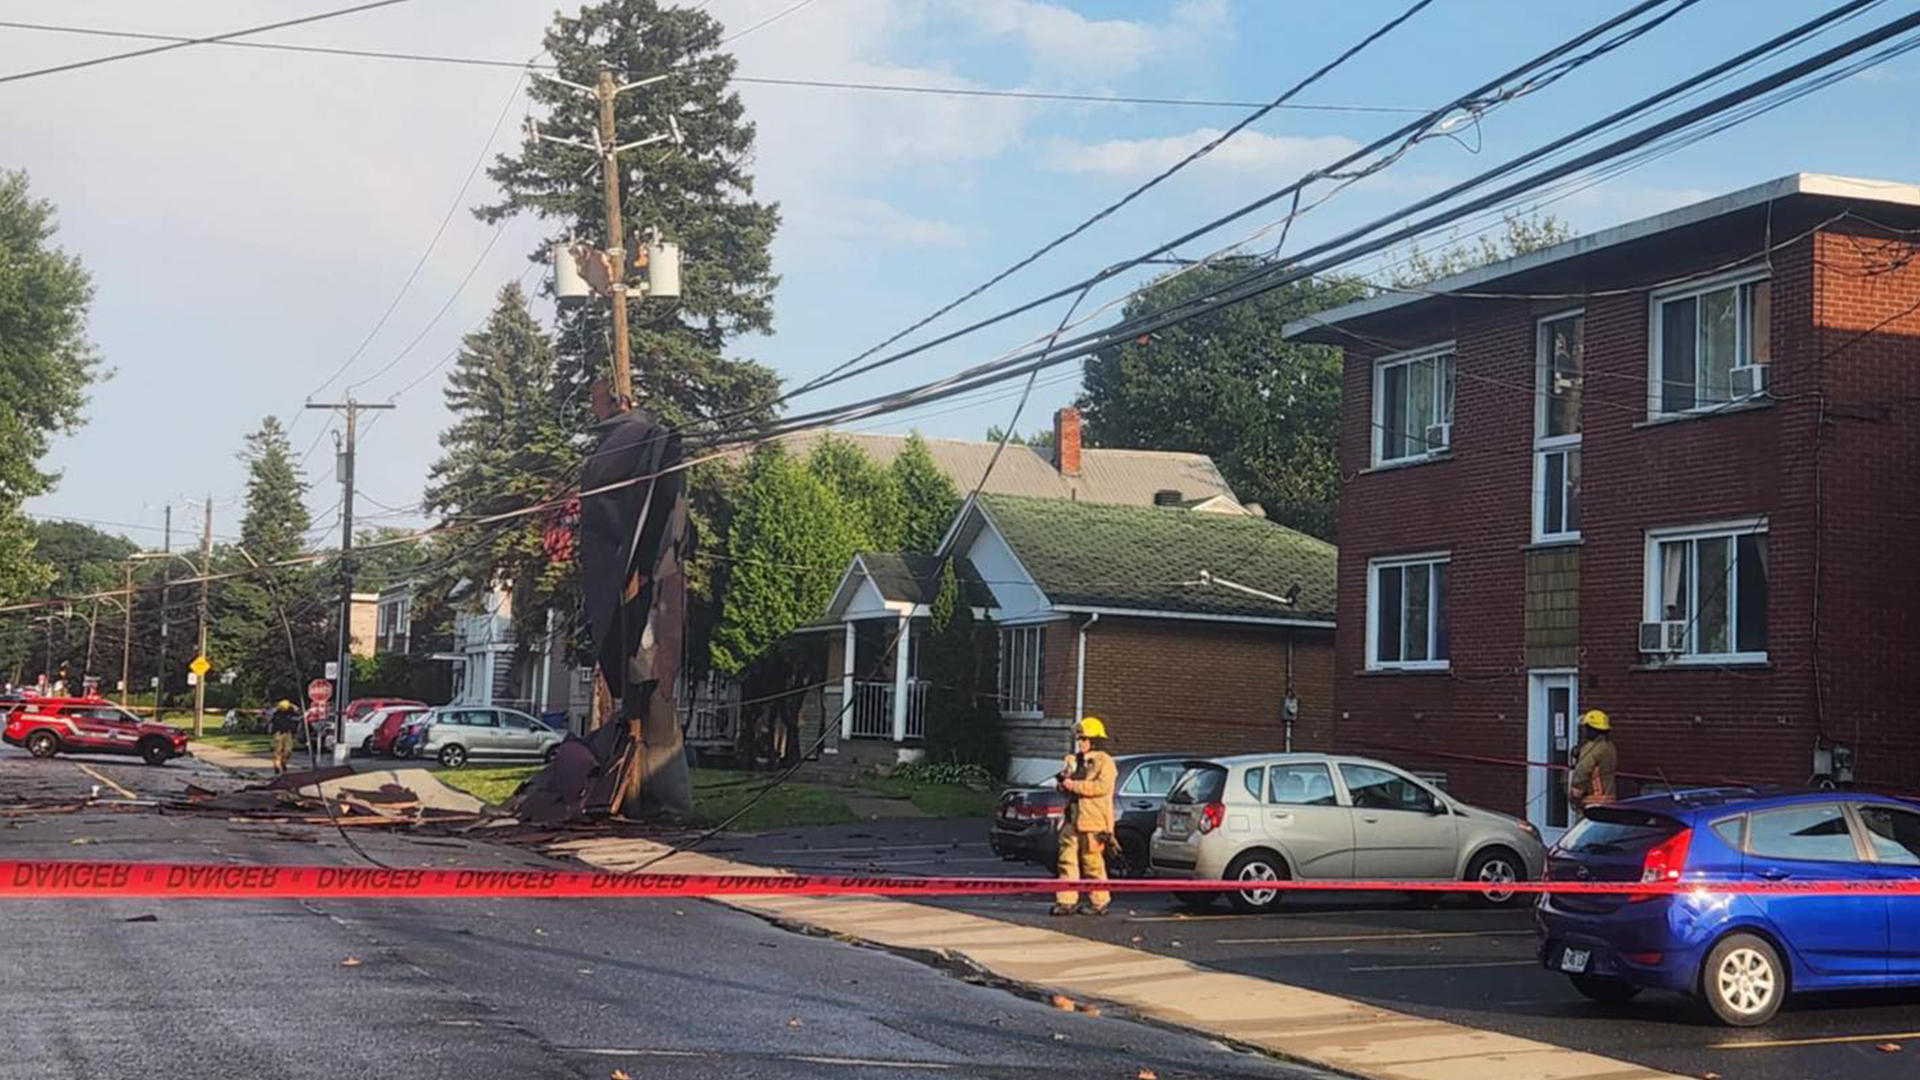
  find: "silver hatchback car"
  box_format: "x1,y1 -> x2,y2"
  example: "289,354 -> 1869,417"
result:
415,706 -> 564,769
1149,753 -> 1546,911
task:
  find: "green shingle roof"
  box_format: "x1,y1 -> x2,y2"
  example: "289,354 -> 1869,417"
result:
974,493 -> 1336,622
855,553 -> 994,608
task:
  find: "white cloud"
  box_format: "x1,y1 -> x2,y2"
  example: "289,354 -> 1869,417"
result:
1042,128 -> 1362,178
944,0 -> 1228,80
811,197 -> 969,249
1855,65 -> 1904,85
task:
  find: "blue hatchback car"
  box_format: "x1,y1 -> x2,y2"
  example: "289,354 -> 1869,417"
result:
1538,788 -> 1920,1026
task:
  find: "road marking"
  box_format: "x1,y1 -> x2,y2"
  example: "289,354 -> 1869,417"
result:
567,1047 -> 954,1070
1712,1030 -> 1920,1050
75,762 -> 138,800
1219,929 -> 1535,945
1349,960 -> 1540,972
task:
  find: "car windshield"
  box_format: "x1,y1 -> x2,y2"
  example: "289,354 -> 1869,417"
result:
1559,807 -> 1683,853
1167,764 -> 1226,805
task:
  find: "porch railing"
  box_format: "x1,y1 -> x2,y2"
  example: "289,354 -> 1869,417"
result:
850,679 -> 929,740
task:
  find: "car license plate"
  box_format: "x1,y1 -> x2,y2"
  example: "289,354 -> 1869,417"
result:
1559,948 -> 1590,974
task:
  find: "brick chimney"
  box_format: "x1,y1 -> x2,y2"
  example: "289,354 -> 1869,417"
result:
1053,406 -> 1082,477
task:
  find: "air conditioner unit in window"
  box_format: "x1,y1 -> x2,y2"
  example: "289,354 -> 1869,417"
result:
1424,422 -> 1451,451
1729,363 -> 1769,399
1638,620 -> 1688,655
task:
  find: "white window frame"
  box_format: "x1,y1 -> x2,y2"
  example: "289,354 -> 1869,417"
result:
1371,343 -> 1456,467
997,625 -> 1045,718
1365,552 -> 1451,671
1647,269 -> 1772,418
1534,309 -> 1584,542
1641,518 -> 1769,664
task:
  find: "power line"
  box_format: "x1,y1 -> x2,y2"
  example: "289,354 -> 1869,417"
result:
0,0 -> 420,85
0,19 -> 1421,113
720,0 -> 823,44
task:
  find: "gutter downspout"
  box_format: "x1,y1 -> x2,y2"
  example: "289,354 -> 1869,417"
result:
1074,612 -> 1101,723
1284,630 -> 1296,752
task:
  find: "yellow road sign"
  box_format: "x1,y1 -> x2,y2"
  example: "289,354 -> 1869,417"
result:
188,655 -> 211,677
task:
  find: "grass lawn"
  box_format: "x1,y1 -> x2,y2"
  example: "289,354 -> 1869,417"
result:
432,763 -> 997,828
161,715 -> 272,754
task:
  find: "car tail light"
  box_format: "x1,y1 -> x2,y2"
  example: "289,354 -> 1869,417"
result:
1017,804 -> 1064,821
1631,828 -> 1693,902
1196,802 -> 1225,835
1623,951 -> 1664,965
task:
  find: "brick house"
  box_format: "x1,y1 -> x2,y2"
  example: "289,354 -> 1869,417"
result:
1284,173 -> 1920,841
807,492 -> 1337,782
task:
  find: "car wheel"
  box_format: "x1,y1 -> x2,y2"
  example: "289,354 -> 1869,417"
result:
438,744 -> 467,769
1224,851 -> 1289,913
25,730 -> 59,759
1569,974 -> 1643,1006
360,735 -> 374,755
1702,933 -> 1785,1026
138,737 -> 172,767
543,743 -> 559,763
1464,847 -> 1526,907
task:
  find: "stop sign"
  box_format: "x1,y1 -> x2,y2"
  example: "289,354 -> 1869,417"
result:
308,678 -> 334,707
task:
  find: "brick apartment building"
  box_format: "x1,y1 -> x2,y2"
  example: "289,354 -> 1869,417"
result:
1285,174 -> 1920,841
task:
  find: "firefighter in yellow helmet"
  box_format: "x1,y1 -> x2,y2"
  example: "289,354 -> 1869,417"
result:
1567,709 -> 1617,819
1052,716 -> 1118,916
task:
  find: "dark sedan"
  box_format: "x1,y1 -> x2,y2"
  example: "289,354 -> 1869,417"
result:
990,754 -> 1197,878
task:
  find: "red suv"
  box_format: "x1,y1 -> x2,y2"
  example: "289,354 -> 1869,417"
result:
2,697 -> 191,766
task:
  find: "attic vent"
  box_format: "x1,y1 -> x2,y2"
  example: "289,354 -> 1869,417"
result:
1153,489 -> 1183,507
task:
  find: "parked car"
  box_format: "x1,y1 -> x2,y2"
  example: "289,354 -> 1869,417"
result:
413,706 -> 564,768
1149,753 -> 1545,912
991,754 -> 1199,878
344,702 -> 427,754
1537,788 -> 1920,1027
391,710 -> 438,759
369,705 -> 430,757
2,696 -> 191,766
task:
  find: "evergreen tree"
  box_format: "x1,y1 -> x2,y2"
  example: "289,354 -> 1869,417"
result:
807,435 -> 904,552
710,444 -> 862,676
921,561 -> 1005,775
422,284 -> 572,631
0,169 -> 102,602
478,0 -> 781,433
214,417 -> 325,701
891,432 -> 959,555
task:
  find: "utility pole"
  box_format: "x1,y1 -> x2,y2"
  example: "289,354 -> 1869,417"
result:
193,495 -> 212,737
597,70 -> 635,401
306,397 -> 393,764
156,503 -> 170,722
119,562 -> 133,707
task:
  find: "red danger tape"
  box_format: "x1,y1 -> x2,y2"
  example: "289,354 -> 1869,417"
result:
5,860 -> 1920,900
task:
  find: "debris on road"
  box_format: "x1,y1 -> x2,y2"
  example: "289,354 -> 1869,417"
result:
341,957 -> 362,968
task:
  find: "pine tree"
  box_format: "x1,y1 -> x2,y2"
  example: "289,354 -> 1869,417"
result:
891,432 -> 959,555
478,0 -> 781,432
422,284 -> 571,628
214,417 -> 325,701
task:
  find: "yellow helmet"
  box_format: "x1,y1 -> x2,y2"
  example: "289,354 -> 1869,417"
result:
1074,716 -> 1108,740
1580,709 -> 1610,732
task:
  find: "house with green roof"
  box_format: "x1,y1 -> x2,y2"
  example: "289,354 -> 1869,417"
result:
806,492 -> 1339,783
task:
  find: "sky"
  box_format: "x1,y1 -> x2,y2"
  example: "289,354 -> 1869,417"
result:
2,0 -> 1916,551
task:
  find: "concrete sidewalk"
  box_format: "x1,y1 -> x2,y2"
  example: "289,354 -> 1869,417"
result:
552,836 -> 1680,1080
189,743 -> 276,773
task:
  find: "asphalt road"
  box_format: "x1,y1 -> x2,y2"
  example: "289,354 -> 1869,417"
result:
719,817 -> 1920,1080
0,748 -> 1328,1080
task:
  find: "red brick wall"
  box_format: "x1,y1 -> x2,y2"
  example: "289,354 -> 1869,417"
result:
1332,208 -> 1920,814
1080,618 -> 1334,757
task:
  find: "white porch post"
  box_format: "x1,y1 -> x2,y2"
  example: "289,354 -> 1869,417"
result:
840,621 -> 856,741
891,614 -> 911,742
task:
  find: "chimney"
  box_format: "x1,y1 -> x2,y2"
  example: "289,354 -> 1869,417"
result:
1054,406 -> 1082,477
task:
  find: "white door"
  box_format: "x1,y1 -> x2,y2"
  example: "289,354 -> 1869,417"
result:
1527,671 -> 1578,845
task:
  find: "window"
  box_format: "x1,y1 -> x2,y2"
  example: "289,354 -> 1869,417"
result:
1339,763 -> 1440,813
997,626 -> 1045,716
1747,805 -> 1858,862
1535,312 -> 1583,540
1712,815 -> 1747,851
1268,763 -> 1338,807
1367,554 -> 1451,670
1243,766 -> 1265,801
1120,762 -> 1188,797
1859,806 -> 1920,866
1652,275 -> 1771,414
1374,345 -> 1456,464
1646,522 -> 1768,660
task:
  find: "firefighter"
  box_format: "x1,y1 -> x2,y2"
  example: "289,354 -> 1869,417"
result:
1052,716 -> 1118,916
1567,708 -> 1617,818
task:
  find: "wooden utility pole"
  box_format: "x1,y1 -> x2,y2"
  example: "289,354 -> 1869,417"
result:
193,495 -> 212,737
597,69 -> 634,402
119,562 -> 132,707
306,398 -> 394,762
156,504 -> 170,722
